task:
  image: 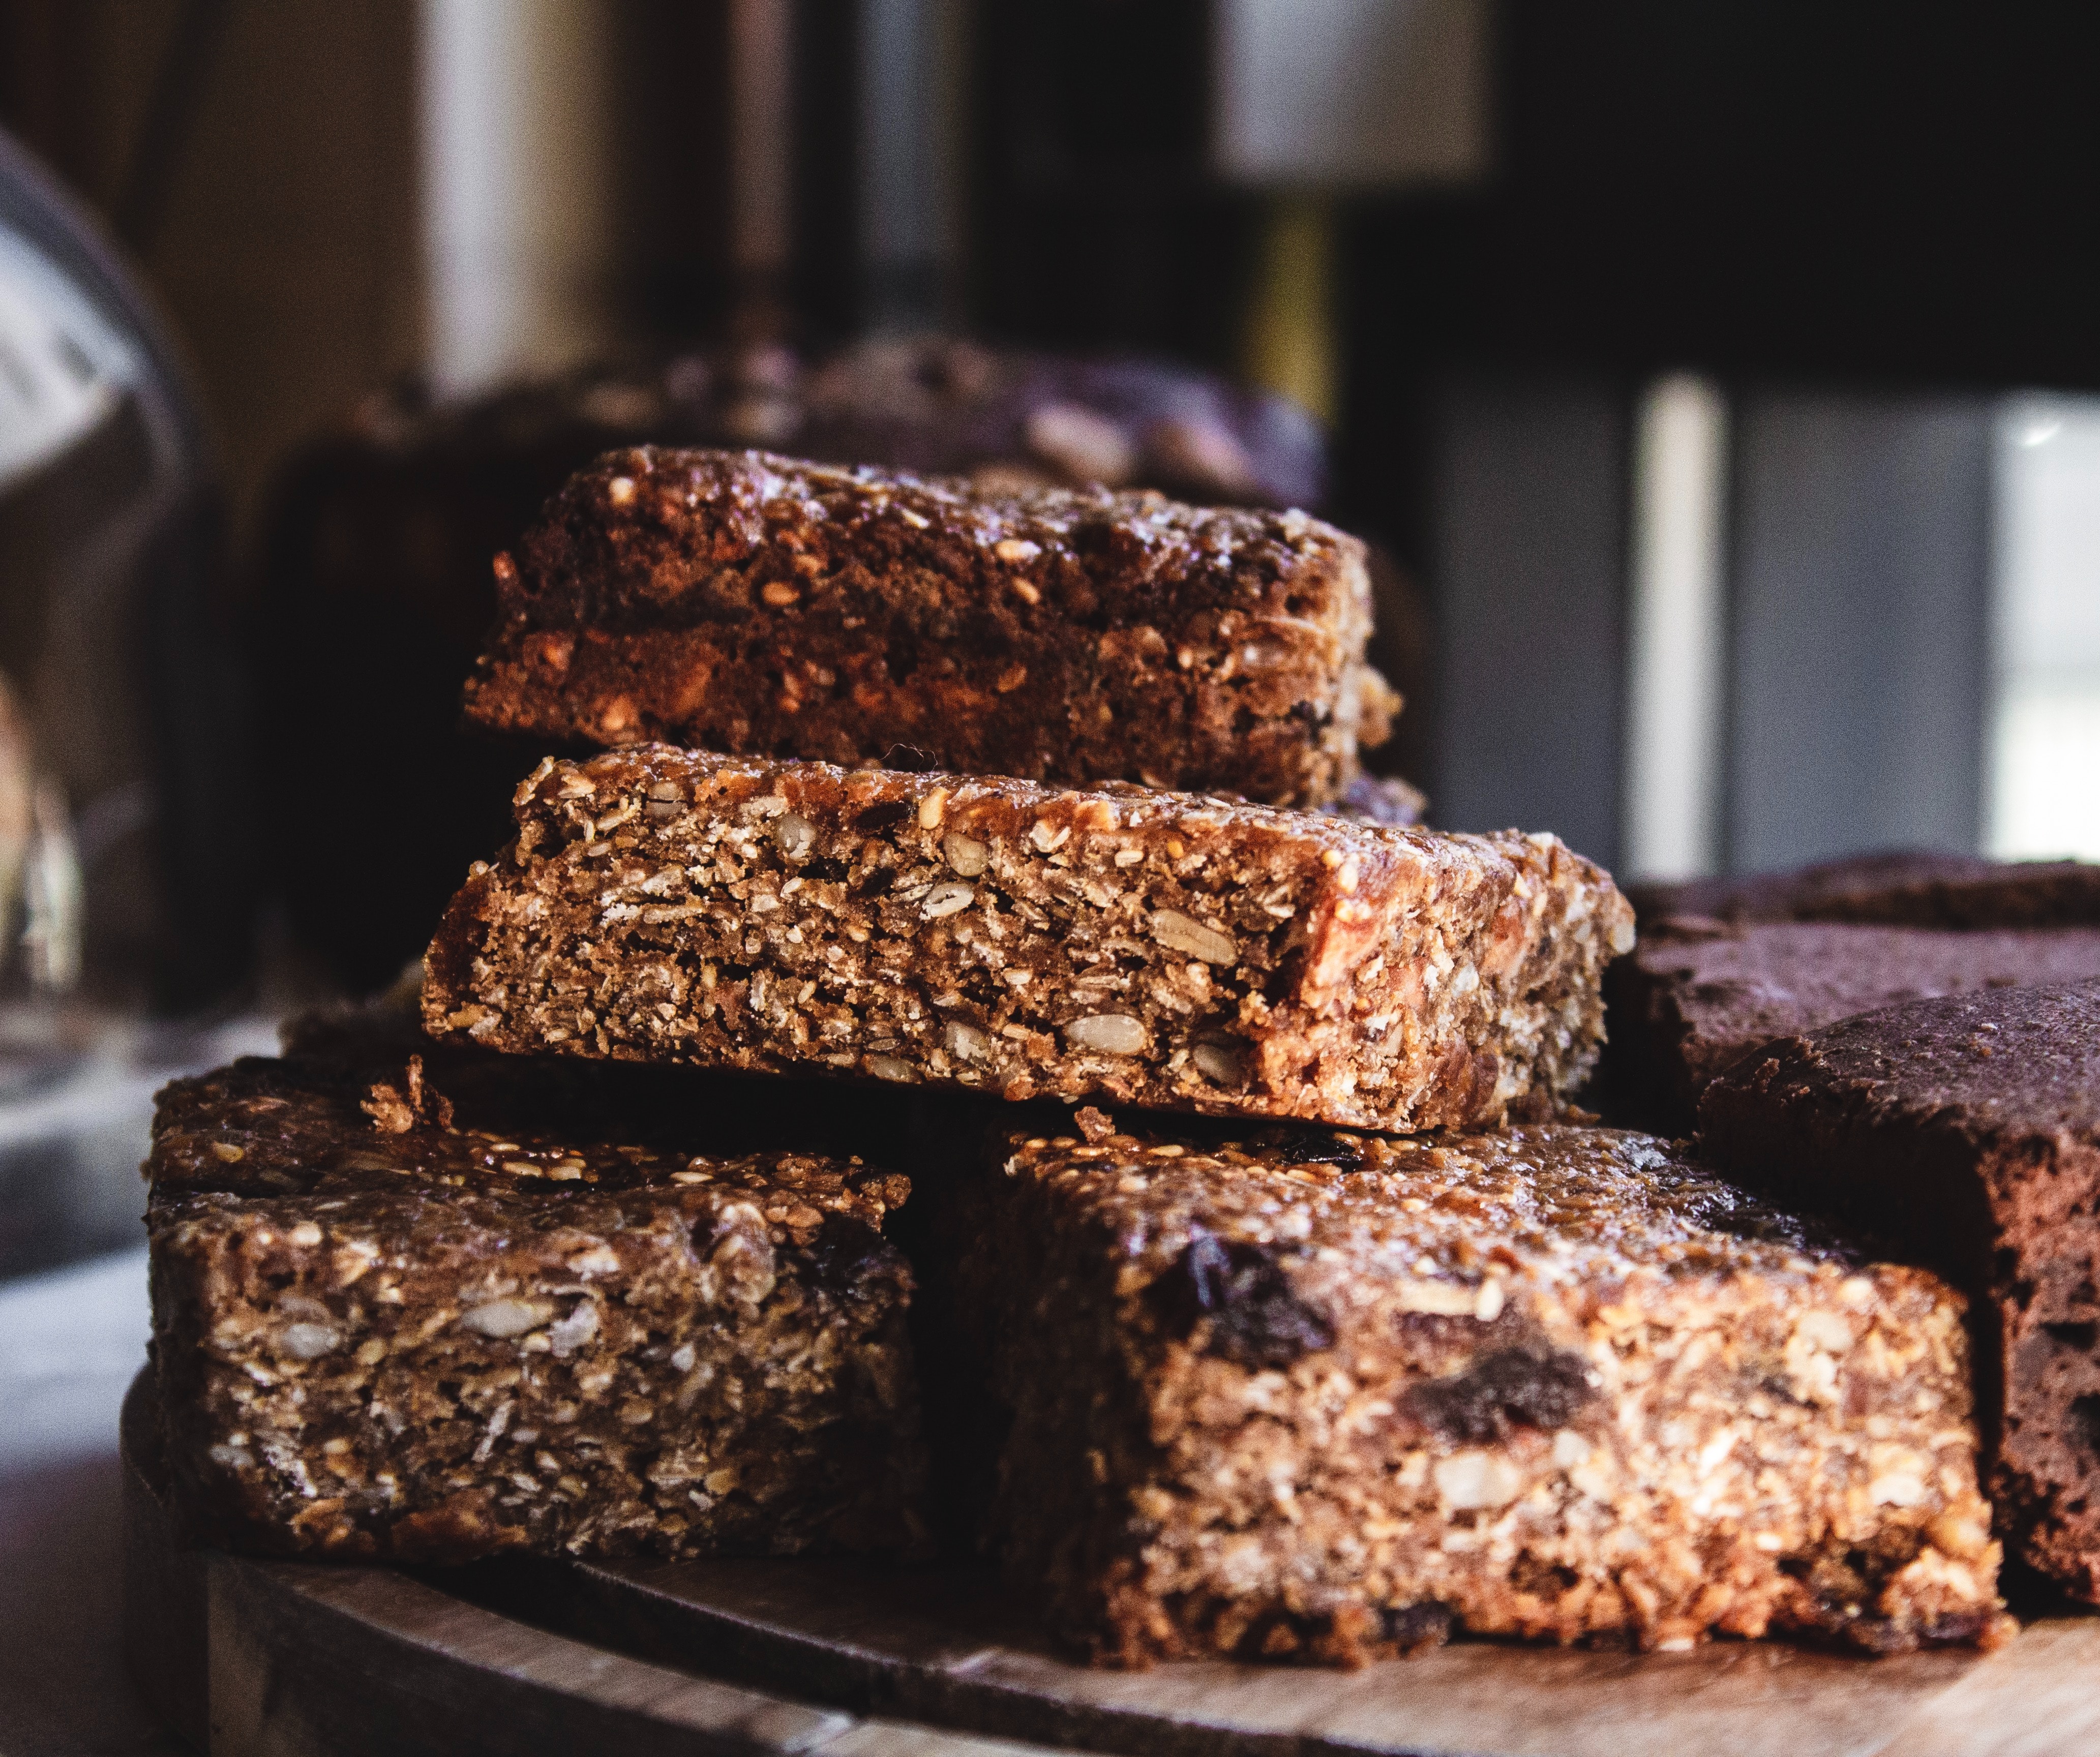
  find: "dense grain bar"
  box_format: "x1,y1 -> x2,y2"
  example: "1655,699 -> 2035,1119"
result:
1700,980 -> 2100,1602
146,1037 -> 924,1563
461,448 -> 1397,807
958,1119 -> 2011,1665
423,746 -> 1630,1132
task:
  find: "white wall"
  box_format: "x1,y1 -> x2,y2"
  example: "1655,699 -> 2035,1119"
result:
418,0 -> 621,394
1622,376 -> 1728,882
1213,0 -> 1489,188
1989,398 -> 2100,860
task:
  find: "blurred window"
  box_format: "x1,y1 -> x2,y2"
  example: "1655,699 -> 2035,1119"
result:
1623,375 -> 1727,883
1990,398 -> 2100,860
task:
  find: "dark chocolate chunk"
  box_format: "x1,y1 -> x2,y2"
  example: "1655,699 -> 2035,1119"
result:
1150,1227 -> 1336,1369
1405,1346 -> 1597,1443
1276,1132 -> 1365,1168
1628,850 -> 2100,930
853,800 -> 915,832
803,1213 -> 889,1289
1602,916 -> 2100,1134
1379,1602 -> 1454,1651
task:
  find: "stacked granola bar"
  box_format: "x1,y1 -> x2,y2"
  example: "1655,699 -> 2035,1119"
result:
149,447 -> 2017,1664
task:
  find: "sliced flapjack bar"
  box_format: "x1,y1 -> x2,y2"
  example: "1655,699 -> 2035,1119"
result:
423,746 -> 1630,1133
1700,979 -> 2100,1602
958,1119 -> 2010,1665
461,447 -> 1397,807
146,1036 -> 923,1563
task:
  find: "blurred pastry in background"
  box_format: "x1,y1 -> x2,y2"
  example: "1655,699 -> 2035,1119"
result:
796,335 -> 1326,508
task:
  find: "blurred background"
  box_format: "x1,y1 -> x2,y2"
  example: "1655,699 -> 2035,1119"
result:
3,0 -> 2100,1273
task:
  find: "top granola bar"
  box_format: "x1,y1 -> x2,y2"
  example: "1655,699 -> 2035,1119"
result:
461,448 -> 1396,807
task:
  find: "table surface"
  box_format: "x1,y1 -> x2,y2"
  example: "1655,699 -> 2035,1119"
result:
0,1246 -> 184,1756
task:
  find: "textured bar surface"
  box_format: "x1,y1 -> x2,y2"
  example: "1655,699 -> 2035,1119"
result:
1603,918 -> 2100,1132
957,1120 -> 2009,1666
1627,851 -> 2100,930
461,448 -> 1396,807
146,1037 -> 923,1563
423,746 -> 1629,1132
1700,980 -> 2100,1602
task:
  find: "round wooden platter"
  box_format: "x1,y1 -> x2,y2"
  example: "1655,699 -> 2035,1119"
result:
122,1371 -> 2100,1757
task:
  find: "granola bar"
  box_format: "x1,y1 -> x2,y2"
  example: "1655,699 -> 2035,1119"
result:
145,1038 -> 923,1563
422,746 -> 1629,1132
460,448 -> 1397,807
1699,979 -> 2100,1601
958,1118 -> 2011,1665
251,345 -> 1329,989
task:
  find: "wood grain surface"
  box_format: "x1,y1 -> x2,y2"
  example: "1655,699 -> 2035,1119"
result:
121,1373 -> 1046,1757
123,1370 -> 2100,1756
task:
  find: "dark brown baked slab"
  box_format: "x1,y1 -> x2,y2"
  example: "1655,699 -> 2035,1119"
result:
461,447 -> 1396,807
1699,979 -> 2100,1602
1603,918 -> 2100,1133
146,1038 -> 923,1564
1628,851 -> 2100,930
958,1118 -> 2007,1666
423,746 -> 1628,1132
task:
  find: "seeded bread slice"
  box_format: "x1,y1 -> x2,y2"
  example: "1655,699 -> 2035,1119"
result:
423,746 -> 1630,1133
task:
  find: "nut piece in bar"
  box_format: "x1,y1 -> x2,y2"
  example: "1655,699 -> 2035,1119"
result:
957,1121 -> 2011,1666
423,746 -> 1631,1133
1603,917 -> 2100,1133
461,447 -> 1397,808
1699,979 -> 2100,1602
146,1042 -> 923,1562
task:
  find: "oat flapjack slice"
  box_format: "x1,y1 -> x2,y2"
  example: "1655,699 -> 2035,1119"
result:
423,746 -> 1629,1133
461,447 -> 1396,808
146,1038 -> 923,1563
959,1117 -> 2011,1665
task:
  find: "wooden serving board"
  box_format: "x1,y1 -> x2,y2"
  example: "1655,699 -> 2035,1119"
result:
122,1370 -> 2100,1756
